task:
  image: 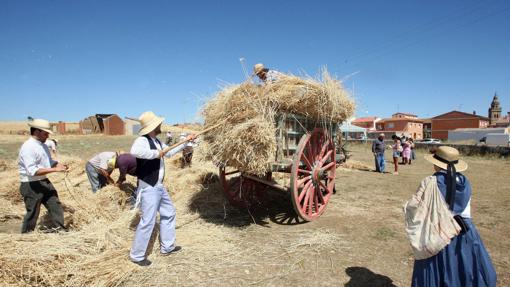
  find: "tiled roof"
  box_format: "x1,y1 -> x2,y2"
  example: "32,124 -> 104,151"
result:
378,118 -> 424,123
352,117 -> 378,123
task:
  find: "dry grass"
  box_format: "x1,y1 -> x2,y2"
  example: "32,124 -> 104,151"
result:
1,135 -> 508,286
0,121 -> 28,135
0,146 -> 220,286
201,69 -> 355,175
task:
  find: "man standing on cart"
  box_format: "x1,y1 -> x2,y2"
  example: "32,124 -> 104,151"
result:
253,63 -> 284,84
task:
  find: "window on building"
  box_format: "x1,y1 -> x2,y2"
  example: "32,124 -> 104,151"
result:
388,123 -> 394,128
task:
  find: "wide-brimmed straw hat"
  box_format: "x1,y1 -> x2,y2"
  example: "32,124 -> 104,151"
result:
107,154 -> 117,170
253,63 -> 265,75
138,111 -> 165,135
424,146 -> 468,172
28,119 -> 53,134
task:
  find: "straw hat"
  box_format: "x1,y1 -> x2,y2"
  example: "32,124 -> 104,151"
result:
253,63 -> 265,75
424,146 -> 468,172
138,111 -> 165,135
28,119 -> 53,134
107,155 -> 117,170
378,133 -> 385,137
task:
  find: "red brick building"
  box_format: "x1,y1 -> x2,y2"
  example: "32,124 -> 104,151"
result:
431,111 -> 489,140
392,112 -> 417,119
79,114 -> 125,135
375,117 -> 424,139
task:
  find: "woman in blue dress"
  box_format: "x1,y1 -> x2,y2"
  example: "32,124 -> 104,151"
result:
412,146 -> 497,287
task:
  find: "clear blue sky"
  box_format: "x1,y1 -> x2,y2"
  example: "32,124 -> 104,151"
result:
1,0 -> 509,123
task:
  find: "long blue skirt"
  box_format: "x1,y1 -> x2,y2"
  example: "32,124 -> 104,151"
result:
412,219 -> 497,287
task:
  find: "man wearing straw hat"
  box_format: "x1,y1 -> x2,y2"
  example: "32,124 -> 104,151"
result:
18,119 -> 69,233
85,151 -> 117,192
107,153 -> 137,186
129,111 -> 196,266
253,63 -> 284,84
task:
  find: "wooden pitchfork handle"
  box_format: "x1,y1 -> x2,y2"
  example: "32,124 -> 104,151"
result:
160,123 -> 221,156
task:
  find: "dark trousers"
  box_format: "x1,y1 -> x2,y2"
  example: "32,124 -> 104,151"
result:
20,179 -> 65,233
181,147 -> 193,168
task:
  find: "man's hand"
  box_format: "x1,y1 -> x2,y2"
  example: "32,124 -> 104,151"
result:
159,150 -> 166,158
54,163 -> 68,172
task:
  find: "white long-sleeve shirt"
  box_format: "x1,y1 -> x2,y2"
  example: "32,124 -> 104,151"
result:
18,137 -> 57,182
130,136 -> 185,188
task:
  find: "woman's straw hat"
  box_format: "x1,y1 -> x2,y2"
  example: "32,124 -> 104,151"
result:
253,63 -> 265,75
28,119 -> 53,134
138,111 -> 165,135
424,146 -> 468,172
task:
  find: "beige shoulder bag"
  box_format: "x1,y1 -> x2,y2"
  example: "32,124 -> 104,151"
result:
403,175 -> 461,260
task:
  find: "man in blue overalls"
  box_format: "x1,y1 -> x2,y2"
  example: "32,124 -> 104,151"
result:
129,111 -> 196,266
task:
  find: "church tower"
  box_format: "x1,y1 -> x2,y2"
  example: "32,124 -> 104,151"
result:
488,93 -> 502,126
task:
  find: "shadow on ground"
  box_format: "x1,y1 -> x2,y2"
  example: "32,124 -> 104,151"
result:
188,173 -> 306,228
344,266 -> 397,287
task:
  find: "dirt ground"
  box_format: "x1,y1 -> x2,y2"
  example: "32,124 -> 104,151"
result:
0,136 -> 508,286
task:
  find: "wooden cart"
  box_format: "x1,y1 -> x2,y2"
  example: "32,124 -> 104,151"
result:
219,114 -> 343,221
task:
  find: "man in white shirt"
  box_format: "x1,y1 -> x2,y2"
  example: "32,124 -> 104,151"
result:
18,119 -> 68,233
85,151 -> 116,192
129,111 -> 196,266
253,63 -> 284,84
44,138 -> 58,159
165,131 -> 173,145
179,133 -> 196,168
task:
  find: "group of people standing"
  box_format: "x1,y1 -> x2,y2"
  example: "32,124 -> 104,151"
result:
17,112 -> 196,267
371,133 -> 416,174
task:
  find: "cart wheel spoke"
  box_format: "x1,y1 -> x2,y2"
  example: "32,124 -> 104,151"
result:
298,168 -> 312,175
321,161 -> 336,172
299,180 -> 313,202
308,186 -> 315,216
320,150 -> 334,164
297,176 -> 310,188
317,184 -> 326,204
318,141 -> 329,160
301,154 -> 313,169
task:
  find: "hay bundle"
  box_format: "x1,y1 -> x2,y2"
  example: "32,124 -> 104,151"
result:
202,69 -> 355,174
203,115 -> 277,176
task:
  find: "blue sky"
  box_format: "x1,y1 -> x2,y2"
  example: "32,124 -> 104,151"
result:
1,0 -> 509,123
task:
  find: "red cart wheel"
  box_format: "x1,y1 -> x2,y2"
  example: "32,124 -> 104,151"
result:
219,167 -> 272,208
290,128 -> 336,221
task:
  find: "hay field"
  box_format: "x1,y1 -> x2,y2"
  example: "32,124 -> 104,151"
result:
0,136 -> 508,286
0,121 -> 28,135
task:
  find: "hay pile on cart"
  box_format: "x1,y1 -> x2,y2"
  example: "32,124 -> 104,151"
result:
202,69 -> 355,175
202,69 -> 355,221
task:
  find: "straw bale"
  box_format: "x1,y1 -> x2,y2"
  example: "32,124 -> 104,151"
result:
201,68 -> 355,174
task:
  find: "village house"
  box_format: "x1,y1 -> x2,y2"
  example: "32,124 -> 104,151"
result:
431,111 -> 489,140
372,112 -> 424,139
